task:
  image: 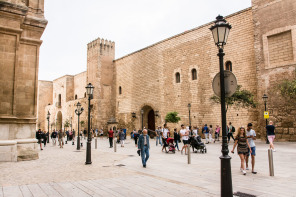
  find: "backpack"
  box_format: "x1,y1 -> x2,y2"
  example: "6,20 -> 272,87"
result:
231,126 -> 235,133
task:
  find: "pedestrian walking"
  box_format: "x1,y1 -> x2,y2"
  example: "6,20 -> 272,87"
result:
108,128 -> 114,148
119,129 -> 125,147
161,124 -> 169,152
266,121 -> 276,152
138,129 -> 150,168
203,124 -> 209,144
173,128 -> 180,151
214,125 -> 220,143
36,129 -> 43,150
51,129 -> 57,145
100,128 -> 103,140
231,127 -> 252,175
66,130 -> 69,142
134,129 -> 139,147
209,125 -> 213,143
246,123 -> 257,174
58,130 -> 64,148
42,130 -> 47,147
192,126 -> 198,136
156,126 -> 162,146
227,122 -> 235,143
180,124 -> 189,154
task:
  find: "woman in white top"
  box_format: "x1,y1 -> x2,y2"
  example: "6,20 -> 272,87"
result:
180,124 -> 189,154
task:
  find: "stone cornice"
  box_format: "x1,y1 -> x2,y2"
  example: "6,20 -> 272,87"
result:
0,25 -> 22,34
23,15 -> 47,29
0,116 -> 37,124
0,1 -> 28,16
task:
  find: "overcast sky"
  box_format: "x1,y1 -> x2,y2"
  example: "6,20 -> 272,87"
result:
39,0 -> 251,81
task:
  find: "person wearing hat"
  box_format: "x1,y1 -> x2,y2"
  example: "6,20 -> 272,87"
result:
246,123 -> 257,174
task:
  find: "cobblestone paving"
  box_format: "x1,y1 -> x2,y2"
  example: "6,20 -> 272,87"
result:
0,137 -> 295,196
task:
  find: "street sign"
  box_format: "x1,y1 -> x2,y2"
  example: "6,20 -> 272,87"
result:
212,70 -> 237,97
264,111 -> 269,119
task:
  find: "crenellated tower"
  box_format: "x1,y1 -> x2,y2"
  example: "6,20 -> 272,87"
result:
87,37 -> 116,128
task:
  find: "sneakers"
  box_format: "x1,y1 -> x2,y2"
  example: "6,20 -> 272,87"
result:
273,149 -> 276,152
252,171 -> 257,174
242,170 -> 246,175
246,167 -> 249,170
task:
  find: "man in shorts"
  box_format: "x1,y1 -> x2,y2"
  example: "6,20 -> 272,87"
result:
246,123 -> 257,174
180,124 -> 189,155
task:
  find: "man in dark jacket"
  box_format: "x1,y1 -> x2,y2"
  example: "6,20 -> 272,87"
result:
138,129 -> 150,168
51,130 -> 57,145
36,129 -> 43,150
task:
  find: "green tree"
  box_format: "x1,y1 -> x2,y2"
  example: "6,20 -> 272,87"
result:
210,85 -> 256,112
165,112 -> 181,123
64,119 -> 70,129
80,120 -> 85,128
278,79 -> 296,100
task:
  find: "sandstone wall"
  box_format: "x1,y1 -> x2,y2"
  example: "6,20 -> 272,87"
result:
0,0 -> 47,161
37,80 -> 53,131
252,0 -> 296,141
74,71 -> 87,100
114,8 -> 257,134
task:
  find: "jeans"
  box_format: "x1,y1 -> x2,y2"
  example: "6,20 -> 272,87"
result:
109,137 -> 113,147
175,140 -> 179,150
227,133 -> 235,142
141,145 -> 149,166
156,136 -> 162,146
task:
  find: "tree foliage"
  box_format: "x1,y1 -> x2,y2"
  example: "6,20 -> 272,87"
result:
165,112 -> 181,123
210,85 -> 256,112
80,120 -> 85,127
64,119 -> 70,128
278,79 -> 296,100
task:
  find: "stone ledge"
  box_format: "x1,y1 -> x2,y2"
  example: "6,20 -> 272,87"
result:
16,138 -> 38,144
0,140 -> 17,146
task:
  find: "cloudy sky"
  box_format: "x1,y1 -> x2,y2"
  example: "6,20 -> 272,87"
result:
39,0 -> 251,81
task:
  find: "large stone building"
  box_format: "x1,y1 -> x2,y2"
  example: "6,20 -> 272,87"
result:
0,0 -> 47,161
38,0 -> 296,142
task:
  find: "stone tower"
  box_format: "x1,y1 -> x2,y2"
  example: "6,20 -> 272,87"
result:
87,38 -> 116,129
0,0 -> 47,161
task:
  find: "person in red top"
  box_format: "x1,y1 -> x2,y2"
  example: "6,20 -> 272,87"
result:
108,128 -> 114,148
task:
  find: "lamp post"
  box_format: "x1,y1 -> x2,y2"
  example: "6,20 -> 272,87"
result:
210,15 -> 232,197
47,111 -> 50,143
85,83 -> 94,165
262,94 -> 269,144
75,102 -> 84,150
141,109 -> 144,131
131,112 -> 136,118
187,103 -> 191,129
70,117 -> 72,131
90,115 -> 93,130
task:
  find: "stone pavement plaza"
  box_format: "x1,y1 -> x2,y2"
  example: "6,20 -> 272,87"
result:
0,137 -> 295,197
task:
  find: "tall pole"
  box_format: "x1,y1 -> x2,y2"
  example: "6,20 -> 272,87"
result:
86,96 -> 92,164
77,114 -> 80,150
189,108 -> 191,129
141,111 -> 144,130
265,101 -> 269,144
47,119 -> 50,143
218,48 -> 233,196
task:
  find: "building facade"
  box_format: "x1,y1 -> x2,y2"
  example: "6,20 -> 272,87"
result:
38,0 -> 296,142
0,0 -> 47,161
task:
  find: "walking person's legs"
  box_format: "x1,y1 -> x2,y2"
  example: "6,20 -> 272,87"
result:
175,140 -> 179,151
230,133 -> 235,141
268,135 -> 275,150
239,154 -> 246,175
205,134 -> 209,144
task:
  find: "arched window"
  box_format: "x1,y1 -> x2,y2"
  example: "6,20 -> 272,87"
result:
175,72 -> 180,83
225,61 -> 232,71
119,86 -> 122,95
191,68 -> 197,80
58,94 -> 61,103
84,92 -> 86,98
75,94 -> 77,100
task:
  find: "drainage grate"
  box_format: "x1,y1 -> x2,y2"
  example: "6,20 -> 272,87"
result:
233,192 -> 256,197
116,164 -> 126,167
128,155 -> 135,157
102,166 -> 110,167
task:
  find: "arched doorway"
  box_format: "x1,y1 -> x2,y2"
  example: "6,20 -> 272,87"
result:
57,111 -> 62,131
148,110 -> 155,131
141,105 -> 156,132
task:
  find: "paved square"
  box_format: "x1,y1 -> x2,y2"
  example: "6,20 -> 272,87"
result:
0,137 -> 295,196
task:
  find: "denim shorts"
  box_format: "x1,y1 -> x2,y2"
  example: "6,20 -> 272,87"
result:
247,146 -> 256,156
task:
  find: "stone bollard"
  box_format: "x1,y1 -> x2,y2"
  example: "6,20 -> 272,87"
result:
187,145 -> 191,164
268,149 -> 274,176
95,138 -> 97,149
114,138 -> 117,152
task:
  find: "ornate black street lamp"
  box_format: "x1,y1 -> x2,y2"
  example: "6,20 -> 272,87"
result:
262,94 -> 269,144
75,102 -> 84,150
210,15 -> 232,197
85,83 -> 94,165
90,115 -> 93,130
131,112 -> 136,118
47,111 -> 50,143
141,109 -> 144,130
187,103 -> 191,129
155,110 -> 159,117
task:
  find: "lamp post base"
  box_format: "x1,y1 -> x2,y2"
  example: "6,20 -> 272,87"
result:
85,141 -> 92,165
220,154 -> 233,197
77,136 -> 80,150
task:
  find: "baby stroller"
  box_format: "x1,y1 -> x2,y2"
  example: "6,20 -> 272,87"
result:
165,138 -> 176,153
190,135 -> 207,153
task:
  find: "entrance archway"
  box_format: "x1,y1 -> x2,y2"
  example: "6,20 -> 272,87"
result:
148,110 -> 155,131
57,111 -> 62,131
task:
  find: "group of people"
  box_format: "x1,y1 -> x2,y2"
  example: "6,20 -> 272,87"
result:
107,128 -> 126,148
36,129 -> 68,149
